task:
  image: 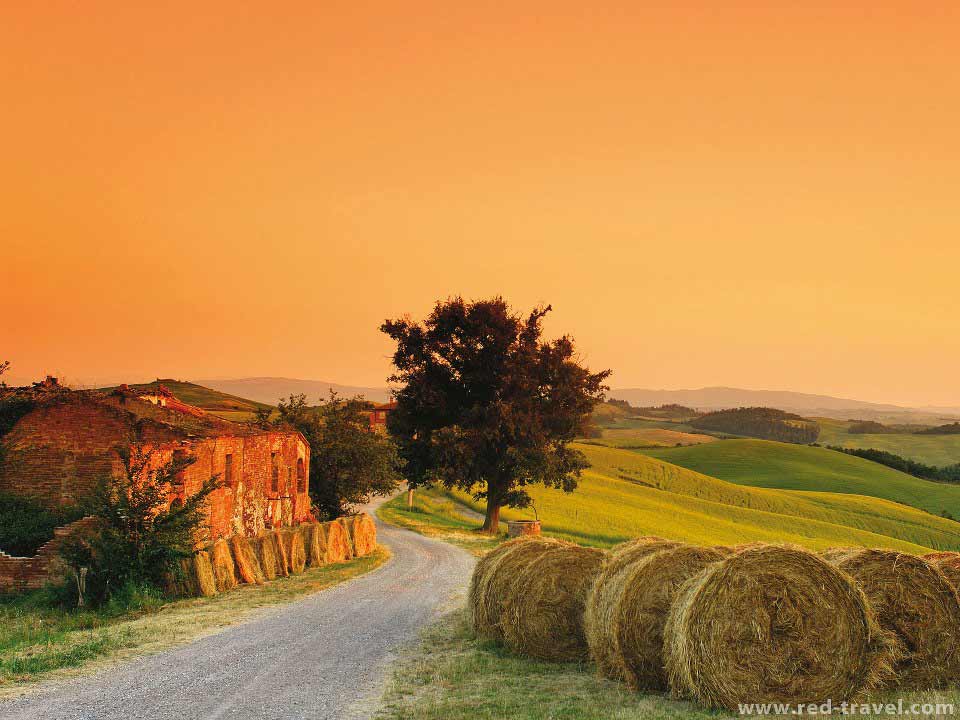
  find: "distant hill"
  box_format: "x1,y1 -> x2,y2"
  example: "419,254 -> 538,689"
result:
610,386 -> 915,418
689,407 -> 820,444
194,377 -> 393,405
99,379 -> 272,413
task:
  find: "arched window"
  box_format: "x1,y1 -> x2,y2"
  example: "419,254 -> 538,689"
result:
296,458 -> 306,493
271,452 -> 279,493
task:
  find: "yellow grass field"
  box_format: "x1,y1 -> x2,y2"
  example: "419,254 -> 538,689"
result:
403,443 -> 960,553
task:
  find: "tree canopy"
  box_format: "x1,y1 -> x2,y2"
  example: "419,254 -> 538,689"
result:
274,392 -> 402,519
381,297 -> 610,532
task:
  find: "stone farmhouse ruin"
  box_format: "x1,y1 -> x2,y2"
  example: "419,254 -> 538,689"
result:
0,378 -> 311,589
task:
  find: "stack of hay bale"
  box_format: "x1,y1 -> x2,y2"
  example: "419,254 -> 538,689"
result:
172,513 -> 378,599
469,536 -> 960,711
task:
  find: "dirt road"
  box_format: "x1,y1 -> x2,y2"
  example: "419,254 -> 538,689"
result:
0,500 -> 475,720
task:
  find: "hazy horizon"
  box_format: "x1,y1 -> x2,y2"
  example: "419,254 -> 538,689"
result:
3,3 -> 959,407
4,369 -> 959,412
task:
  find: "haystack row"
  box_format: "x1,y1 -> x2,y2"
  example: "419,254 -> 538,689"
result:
171,515 -> 378,599
469,536 -> 960,711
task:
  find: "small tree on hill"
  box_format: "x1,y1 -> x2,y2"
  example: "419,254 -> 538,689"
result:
381,297 -> 610,533
276,392 -> 402,519
59,448 -> 221,606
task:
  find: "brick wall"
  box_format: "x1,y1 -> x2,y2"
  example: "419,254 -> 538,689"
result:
0,397 -> 311,542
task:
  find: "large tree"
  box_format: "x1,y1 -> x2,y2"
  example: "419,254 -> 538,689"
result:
381,297 -> 610,533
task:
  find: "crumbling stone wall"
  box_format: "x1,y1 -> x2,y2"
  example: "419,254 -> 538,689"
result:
0,516 -> 99,591
0,394 -> 311,542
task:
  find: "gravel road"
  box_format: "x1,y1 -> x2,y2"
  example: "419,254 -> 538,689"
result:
0,498 -> 475,720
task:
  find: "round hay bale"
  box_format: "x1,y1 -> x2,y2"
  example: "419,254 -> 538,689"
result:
270,530 -> 291,576
172,559 -> 195,597
305,523 -> 327,567
610,545 -> 725,690
323,520 -> 351,563
468,537 -> 540,629
254,534 -> 279,580
584,537 -> 682,679
729,541 -> 770,553
337,516 -> 356,557
923,551 -> 960,564
820,546 -> 862,563
936,556 -> 960,592
351,513 -> 378,556
830,549 -> 960,689
711,545 -> 738,557
211,539 -> 238,593
665,544 -> 896,710
500,544 -> 607,661
230,535 -> 265,585
166,556 -> 203,597
474,537 -> 569,642
193,550 -> 217,597
281,528 -> 307,574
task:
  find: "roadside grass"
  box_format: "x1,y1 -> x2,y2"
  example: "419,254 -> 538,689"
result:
378,609 -> 960,720
378,492 -> 501,556
377,608 -> 722,720
0,546 -> 389,698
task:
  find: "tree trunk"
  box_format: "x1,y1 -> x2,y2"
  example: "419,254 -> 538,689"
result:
481,501 -> 501,534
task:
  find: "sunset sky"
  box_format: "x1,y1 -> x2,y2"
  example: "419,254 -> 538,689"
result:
2,3 -> 959,406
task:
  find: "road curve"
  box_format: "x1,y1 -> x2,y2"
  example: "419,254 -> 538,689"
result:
0,499 -> 475,720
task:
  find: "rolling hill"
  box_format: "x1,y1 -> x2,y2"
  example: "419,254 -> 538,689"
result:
438,443 -> 960,552
816,417 -> 960,466
643,438 -> 960,520
100,379 -> 272,414
609,386 -> 907,413
195,377 -> 393,405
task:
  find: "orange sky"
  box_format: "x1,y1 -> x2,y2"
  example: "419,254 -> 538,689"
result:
2,2 -> 959,406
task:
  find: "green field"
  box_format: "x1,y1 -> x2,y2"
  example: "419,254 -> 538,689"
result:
427,443 -> 960,553
583,426 -> 716,449
644,438 -> 960,521
816,417 -> 960,466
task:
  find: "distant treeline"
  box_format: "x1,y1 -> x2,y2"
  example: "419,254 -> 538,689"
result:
847,419 -> 960,436
847,420 -> 900,434
916,422 -> 960,436
689,407 -> 820,444
826,445 -> 960,484
607,399 -> 699,420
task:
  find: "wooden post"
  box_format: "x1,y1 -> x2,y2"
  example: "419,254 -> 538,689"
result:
406,487 -> 414,508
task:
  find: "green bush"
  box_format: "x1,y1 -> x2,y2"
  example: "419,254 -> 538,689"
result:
0,492 -> 84,556
58,447 -> 220,607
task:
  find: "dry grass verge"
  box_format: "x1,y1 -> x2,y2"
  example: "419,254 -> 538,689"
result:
0,546 -> 389,699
